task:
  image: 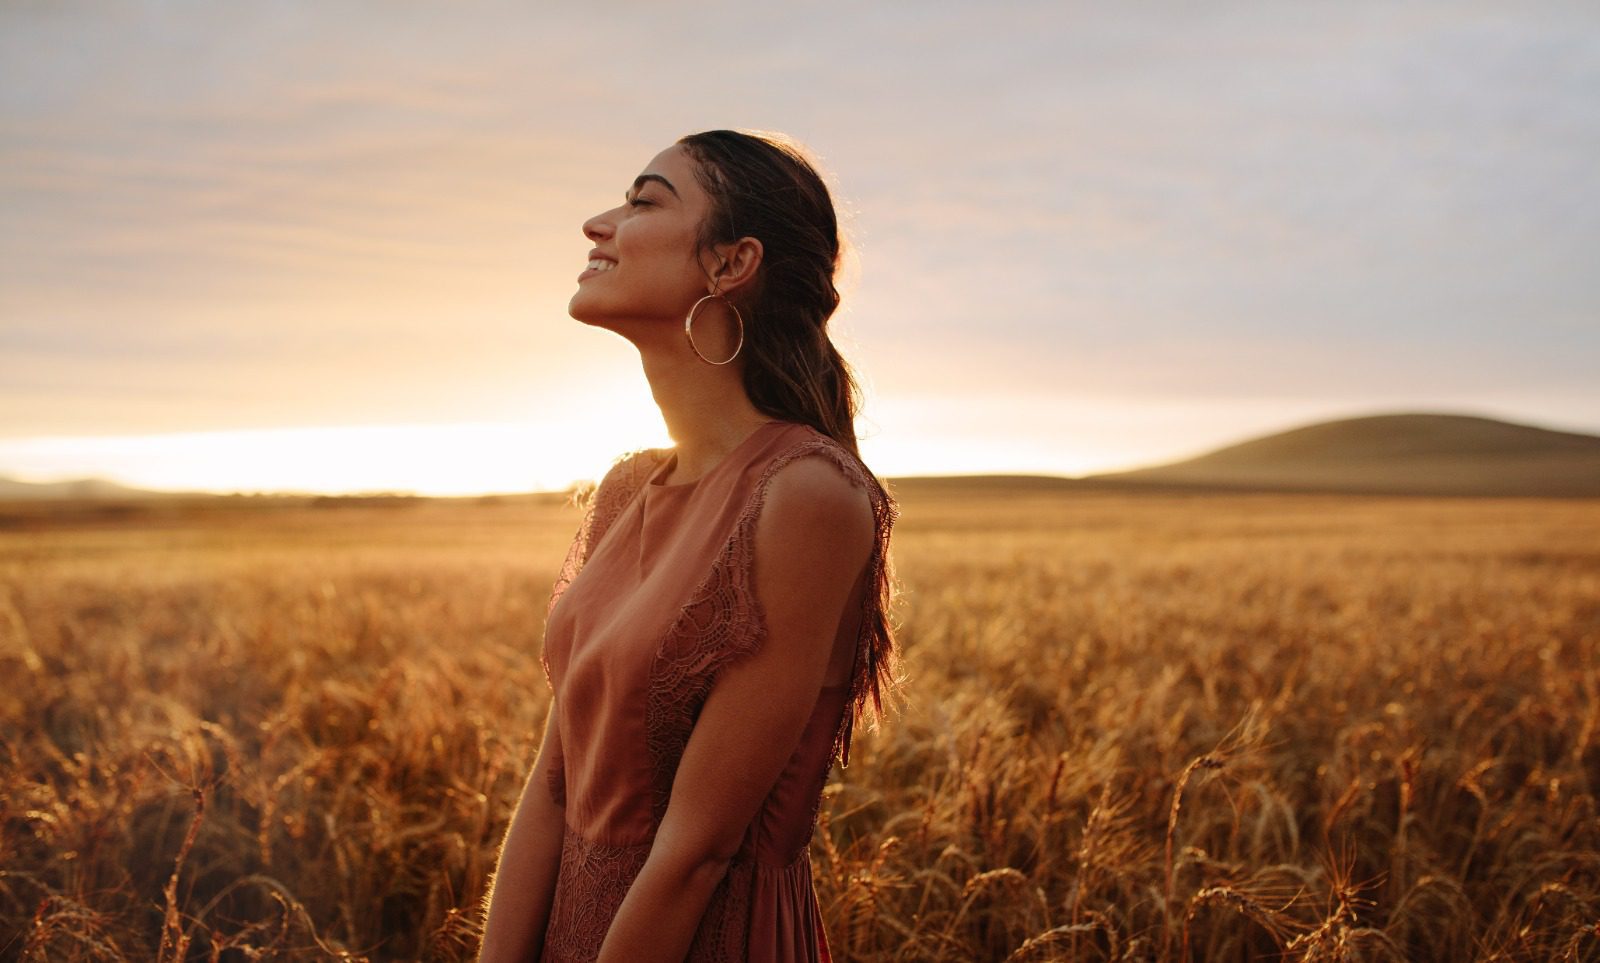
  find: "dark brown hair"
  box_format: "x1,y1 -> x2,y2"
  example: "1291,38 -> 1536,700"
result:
677,130 -> 858,450
677,129 -> 899,753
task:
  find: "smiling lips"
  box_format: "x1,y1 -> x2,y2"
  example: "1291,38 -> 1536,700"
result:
578,256 -> 617,282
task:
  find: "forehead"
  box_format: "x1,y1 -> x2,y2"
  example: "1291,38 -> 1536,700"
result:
638,145 -> 707,202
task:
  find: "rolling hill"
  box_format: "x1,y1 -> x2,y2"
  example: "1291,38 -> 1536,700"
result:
0,475 -> 176,500
1089,412 -> 1600,497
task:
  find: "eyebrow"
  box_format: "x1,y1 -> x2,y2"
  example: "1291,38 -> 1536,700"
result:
629,173 -> 680,199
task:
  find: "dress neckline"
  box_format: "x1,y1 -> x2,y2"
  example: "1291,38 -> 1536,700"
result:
646,419 -> 789,492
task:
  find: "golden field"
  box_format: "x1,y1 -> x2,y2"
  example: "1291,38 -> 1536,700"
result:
2,488 -> 1598,961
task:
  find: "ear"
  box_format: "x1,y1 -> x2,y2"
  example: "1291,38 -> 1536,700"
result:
706,236 -> 764,297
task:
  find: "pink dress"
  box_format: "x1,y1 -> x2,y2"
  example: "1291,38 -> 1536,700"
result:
537,420 -> 895,962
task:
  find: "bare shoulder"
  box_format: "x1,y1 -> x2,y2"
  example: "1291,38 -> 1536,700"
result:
758,453 -> 875,557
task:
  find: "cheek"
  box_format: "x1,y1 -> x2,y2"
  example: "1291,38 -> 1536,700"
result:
622,224 -> 699,273
616,223 -> 658,264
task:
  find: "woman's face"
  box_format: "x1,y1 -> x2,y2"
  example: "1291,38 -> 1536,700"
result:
568,145 -> 719,329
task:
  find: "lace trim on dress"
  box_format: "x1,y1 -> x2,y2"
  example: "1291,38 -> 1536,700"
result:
643,436 -> 896,830
540,828 -> 813,963
829,447 -> 898,769
541,447 -> 666,685
542,826 -> 652,963
545,449 -> 665,621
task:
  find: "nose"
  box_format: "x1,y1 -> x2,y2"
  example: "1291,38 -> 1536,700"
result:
582,208 -> 615,243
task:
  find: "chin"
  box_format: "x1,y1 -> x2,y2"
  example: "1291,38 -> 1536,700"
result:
568,296 -> 622,332
568,291 -> 600,324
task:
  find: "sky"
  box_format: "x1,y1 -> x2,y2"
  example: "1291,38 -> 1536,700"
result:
2,1 -> 1597,494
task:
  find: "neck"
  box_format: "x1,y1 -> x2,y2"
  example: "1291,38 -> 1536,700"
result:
640,349 -> 771,483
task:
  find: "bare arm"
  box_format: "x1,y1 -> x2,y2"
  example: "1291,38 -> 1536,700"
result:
480,700 -> 566,963
595,457 -> 874,963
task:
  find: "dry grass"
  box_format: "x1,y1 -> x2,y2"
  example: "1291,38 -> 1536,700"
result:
2,490 -> 1597,961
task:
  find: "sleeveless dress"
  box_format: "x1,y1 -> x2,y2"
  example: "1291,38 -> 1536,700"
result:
537,420 -> 895,962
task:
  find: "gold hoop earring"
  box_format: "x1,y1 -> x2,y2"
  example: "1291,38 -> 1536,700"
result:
684,294 -> 745,365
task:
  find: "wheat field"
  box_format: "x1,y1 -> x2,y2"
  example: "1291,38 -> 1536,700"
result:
2,488 -> 1598,961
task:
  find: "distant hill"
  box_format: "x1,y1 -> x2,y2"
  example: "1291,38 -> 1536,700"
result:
1090,413 -> 1600,497
887,474 -> 1081,498
0,475 -> 189,500
7,412 -> 1597,504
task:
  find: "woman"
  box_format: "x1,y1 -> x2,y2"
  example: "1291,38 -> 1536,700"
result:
479,130 -> 897,962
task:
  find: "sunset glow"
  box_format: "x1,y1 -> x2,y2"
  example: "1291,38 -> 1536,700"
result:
0,379 -> 678,496
3,3 -> 1596,495
0,414 -> 1123,498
